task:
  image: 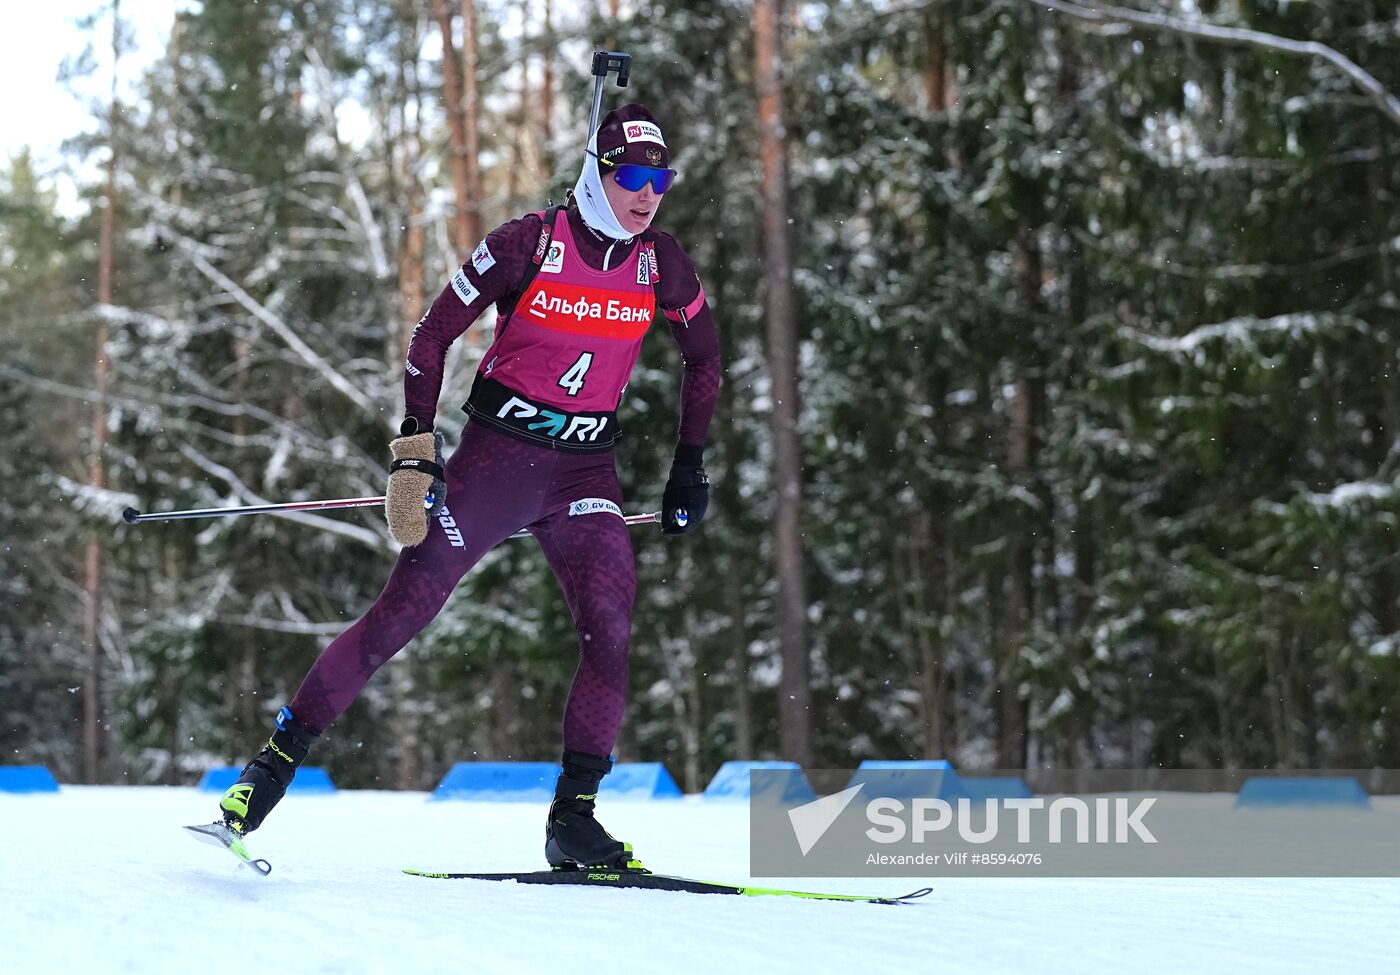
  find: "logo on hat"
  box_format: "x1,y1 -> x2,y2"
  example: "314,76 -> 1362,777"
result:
623,121 -> 665,146
645,147 -> 663,166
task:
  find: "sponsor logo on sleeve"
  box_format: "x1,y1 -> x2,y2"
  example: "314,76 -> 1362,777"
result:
623,121 -> 666,146
450,268 -> 480,306
568,498 -> 624,519
471,240 -> 496,275
405,360 -> 423,377
541,241 -> 566,274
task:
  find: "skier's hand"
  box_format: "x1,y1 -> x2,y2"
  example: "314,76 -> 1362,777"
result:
661,450 -> 709,537
385,430 -> 446,546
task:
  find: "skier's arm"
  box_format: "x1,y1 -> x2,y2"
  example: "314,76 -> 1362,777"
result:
654,234 -> 722,461
653,233 -> 721,536
402,215 -> 543,429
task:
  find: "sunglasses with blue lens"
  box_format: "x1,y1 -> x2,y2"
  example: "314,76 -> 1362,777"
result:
612,164 -> 677,194
589,150 -> 677,194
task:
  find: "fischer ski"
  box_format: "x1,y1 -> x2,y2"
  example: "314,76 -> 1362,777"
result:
183,823 -> 273,876
403,867 -> 931,904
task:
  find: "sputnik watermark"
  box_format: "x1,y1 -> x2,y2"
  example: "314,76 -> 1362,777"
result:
788,785 -> 865,855
787,789 -> 1156,858
864,796 -> 1158,845
752,769 -> 1399,877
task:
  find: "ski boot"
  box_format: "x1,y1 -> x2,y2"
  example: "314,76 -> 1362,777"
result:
218,706 -> 320,836
544,750 -> 642,870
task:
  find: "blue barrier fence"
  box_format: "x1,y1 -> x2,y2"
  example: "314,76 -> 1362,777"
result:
961,776 -> 1034,801
432,761 -> 682,801
0,765 -> 60,793
1234,776 -> 1369,808
703,761 -> 817,804
432,761 -> 557,801
198,766 -> 337,793
604,762 -> 682,798
19,761 -> 1385,807
847,760 -> 969,801
431,759 -> 978,802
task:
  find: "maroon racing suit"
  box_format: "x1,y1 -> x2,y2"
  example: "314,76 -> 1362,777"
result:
287,206 -> 721,759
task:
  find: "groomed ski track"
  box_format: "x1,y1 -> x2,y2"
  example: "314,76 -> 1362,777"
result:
2,786 -> 1395,974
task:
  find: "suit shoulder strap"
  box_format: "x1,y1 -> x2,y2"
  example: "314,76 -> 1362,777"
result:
502,205 -> 563,323
639,228 -> 664,305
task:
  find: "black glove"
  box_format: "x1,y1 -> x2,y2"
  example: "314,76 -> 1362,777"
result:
661,445 -> 709,536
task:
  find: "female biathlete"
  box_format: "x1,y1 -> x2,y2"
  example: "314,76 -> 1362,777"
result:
214,104 -> 721,870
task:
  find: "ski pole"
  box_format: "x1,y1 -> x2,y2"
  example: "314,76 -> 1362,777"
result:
588,51 -> 631,139
121,499 -> 660,537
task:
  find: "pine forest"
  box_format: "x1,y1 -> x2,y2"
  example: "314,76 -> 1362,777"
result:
3,0 -> 1399,790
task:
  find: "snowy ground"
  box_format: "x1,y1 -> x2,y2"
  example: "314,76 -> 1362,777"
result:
2,787 -> 1397,974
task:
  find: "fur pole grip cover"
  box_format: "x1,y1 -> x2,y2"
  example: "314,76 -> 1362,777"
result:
385,431 -> 446,546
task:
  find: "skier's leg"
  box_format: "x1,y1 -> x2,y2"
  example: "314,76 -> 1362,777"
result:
285,509 -> 489,734
533,481 -> 637,757
530,462 -> 639,868
291,424 -> 549,730
220,423 -> 552,834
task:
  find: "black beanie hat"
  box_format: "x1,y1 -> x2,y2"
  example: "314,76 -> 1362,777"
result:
594,103 -> 670,174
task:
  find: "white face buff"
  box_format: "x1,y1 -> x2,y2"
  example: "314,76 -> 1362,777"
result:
573,127 -> 635,241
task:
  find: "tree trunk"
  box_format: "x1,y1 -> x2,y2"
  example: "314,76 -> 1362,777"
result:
726,571 -> 754,760
924,8 -> 948,113
754,0 -> 812,769
508,8 -> 533,211
902,520 -> 946,758
539,0 -> 555,176
84,0 -> 122,785
391,657 -> 421,788
460,0 -> 483,247
1000,220 -> 1046,769
659,553 -> 704,788
384,4 -> 426,787
603,0 -> 621,51
708,221 -> 753,761
433,0 -> 471,259
1362,26 -> 1400,648
681,553 -> 703,793
397,10 -> 425,356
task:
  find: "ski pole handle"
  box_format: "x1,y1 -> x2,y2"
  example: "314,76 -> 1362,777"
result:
122,499 -> 661,537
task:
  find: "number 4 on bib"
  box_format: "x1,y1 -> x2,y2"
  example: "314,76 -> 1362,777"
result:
558,352 -> 594,397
